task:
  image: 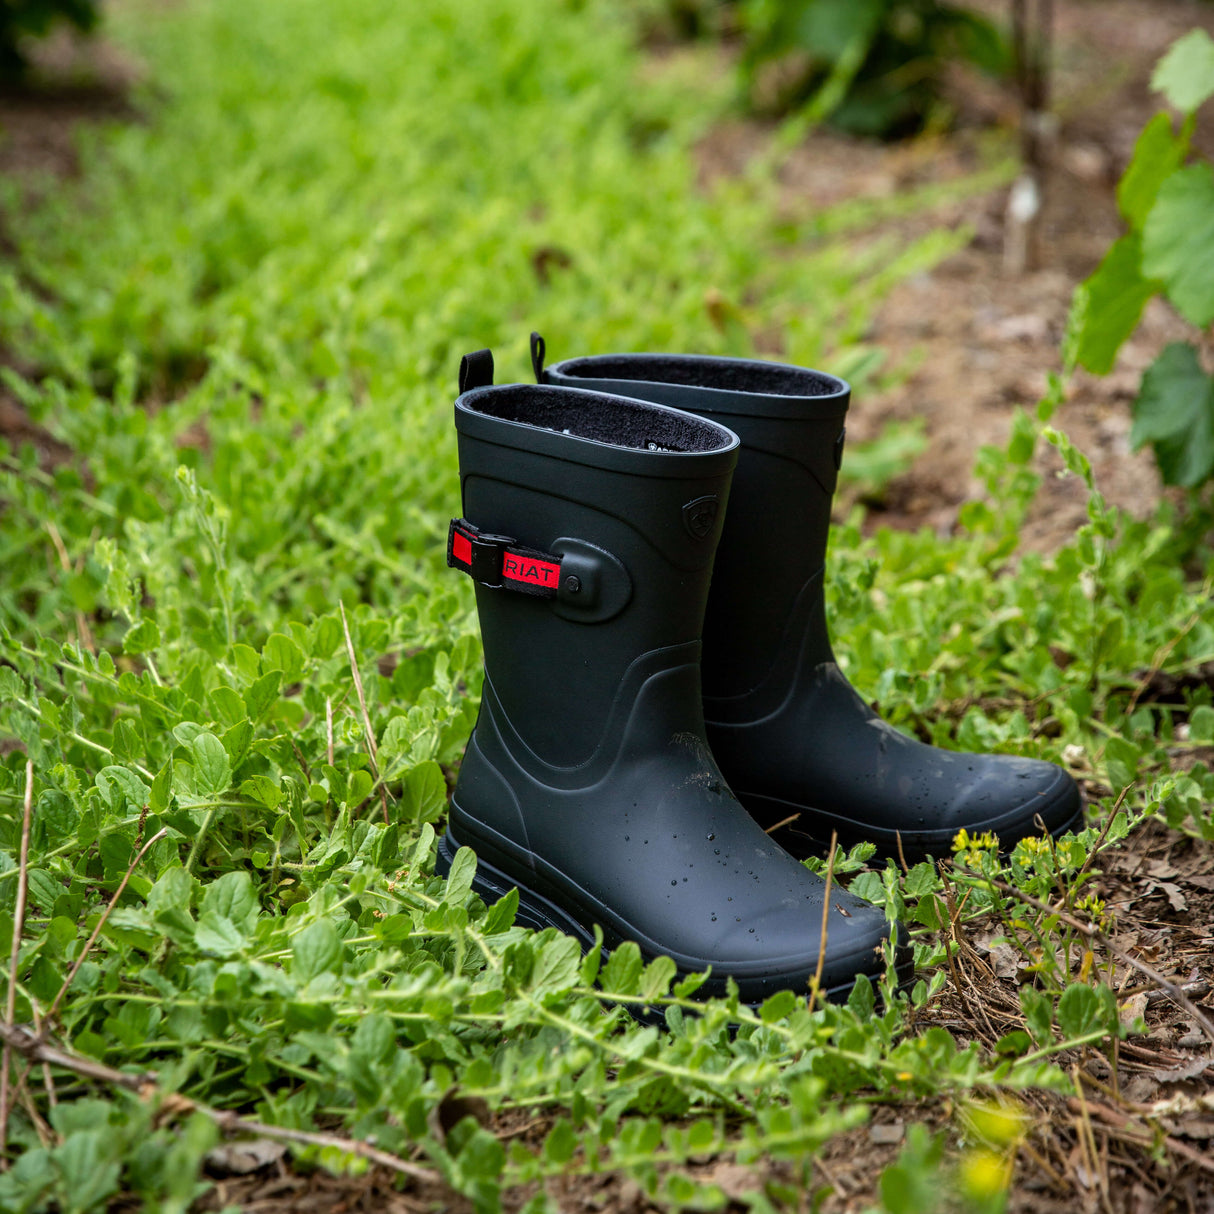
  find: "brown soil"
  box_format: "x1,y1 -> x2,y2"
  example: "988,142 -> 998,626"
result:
0,26 -> 141,460
4,5 -> 1214,1214
696,0 -> 1214,553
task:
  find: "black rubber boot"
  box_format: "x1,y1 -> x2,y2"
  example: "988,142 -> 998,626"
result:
438,351 -> 907,1005
537,339 -> 1083,864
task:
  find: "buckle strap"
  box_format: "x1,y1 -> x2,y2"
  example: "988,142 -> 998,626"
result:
447,518 -> 562,598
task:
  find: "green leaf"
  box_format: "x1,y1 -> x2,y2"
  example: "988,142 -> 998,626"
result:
444,846 -> 477,904
759,989 -> 797,1023
149,761 -> 174,813
482,886 -> 518,934
401,761 -> 448,824
602,941 -> 643,995
222,719 -> 254,768
995,1030 -> 1032,1056
122,617 -> 161,655
147,866 -> 192,923
1130,343 -> 1214,488
1188,705 -> 1214,744
1151,29 -> 1214,114
1117,112 -> 1189,230
847,972 -> 875,1020
243,670 -> 281,721
190,732 -> 232,797
410,823 -> 436,873
261,633 -> 306,682
1020,988 -> 1054,1046
640,954 -> 677,1002
796,0 -> 883,63
240,774 -> 282,809
532,935 -> 580,993
543,1119 -> 577,1165
94,766 -> 149,814
1073,234 -> 1158,375
208,685 -> 246,728
201,869 -> 257,927
230,644 -> 261,681
26,868 -> 62,913
110,718 -> 142,765
54,1130 -> 122,1214
1142,164 -> 1214,327
346,768 -> 373,807
579,923 -> 604,986
292,918 -> 341,982
194,912 -> 246,956
1056,984 -> 1103,1040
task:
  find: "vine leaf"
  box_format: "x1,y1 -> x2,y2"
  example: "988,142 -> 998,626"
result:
1142,164 -> 1214,328
1131,342 -> 1214,488
1151,28 -> 1214,114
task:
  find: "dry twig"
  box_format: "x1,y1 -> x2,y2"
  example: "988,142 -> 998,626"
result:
0,1024 -> 441,1185
989,880 -> 1214,1046
807,831 -> 838,1014
42,828 -> 170,1032
1066,1095 -> 1214,1177
339,601 -> 390,824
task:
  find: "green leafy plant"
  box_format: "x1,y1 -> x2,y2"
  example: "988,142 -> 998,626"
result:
737,0 -> 1009,137
0,0 -> 99,79
1072,29 -> 1214,491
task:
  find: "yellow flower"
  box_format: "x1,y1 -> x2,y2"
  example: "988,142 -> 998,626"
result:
959,1148 -> 1011,1200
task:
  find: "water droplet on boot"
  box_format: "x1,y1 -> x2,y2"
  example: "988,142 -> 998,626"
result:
706,832 -> 715,841
671,879 -> 677,886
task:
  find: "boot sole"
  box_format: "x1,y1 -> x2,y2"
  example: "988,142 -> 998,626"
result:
435,828 -> 914,1009
739,783 -> 1085,866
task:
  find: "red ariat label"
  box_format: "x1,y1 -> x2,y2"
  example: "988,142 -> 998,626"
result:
503,554 -> 560,587
452,530 -> 472,566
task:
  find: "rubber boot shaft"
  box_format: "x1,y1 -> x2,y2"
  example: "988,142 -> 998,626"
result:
541,348 -> 1082,861
445,376 -> 904,1004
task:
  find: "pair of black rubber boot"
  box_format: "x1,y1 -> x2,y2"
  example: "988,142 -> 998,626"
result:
437,337 -> 1081,1005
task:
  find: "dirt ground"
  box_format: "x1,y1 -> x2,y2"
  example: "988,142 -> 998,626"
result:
4,3 -> 1214,1212
695,0 -> 1214,554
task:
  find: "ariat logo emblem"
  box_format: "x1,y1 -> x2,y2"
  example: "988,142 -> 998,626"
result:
682,495 -> 718,540
503,554 -> 560,588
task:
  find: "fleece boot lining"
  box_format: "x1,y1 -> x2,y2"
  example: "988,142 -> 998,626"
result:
466,384 -> 732,453
561,355 -> 841,398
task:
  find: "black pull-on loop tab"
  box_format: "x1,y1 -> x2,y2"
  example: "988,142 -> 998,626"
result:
459,349 -> 494,395
529,332 -> 546,383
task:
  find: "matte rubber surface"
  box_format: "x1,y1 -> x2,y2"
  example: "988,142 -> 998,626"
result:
541,351 -> 1083,861
447,376 -> 903,1008
435,827 -> 913,1007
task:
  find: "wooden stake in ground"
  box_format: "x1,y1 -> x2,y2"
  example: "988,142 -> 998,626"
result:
1005,0 -> 1055,274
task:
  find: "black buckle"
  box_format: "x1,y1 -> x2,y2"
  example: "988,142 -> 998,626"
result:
448,518 -> 514,588
465,529 -> 514,588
